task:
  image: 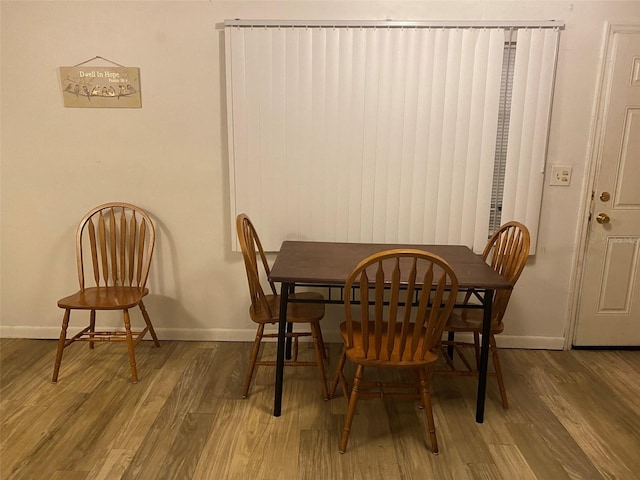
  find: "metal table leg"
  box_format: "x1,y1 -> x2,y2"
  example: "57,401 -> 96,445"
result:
273,283 -> 290,417
285,284 -> 295,359
476,289 -> 493,423
286,322 -> 293,360
447,331 -> 455,359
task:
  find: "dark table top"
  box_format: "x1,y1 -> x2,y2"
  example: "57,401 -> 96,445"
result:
269,241 -> 512,290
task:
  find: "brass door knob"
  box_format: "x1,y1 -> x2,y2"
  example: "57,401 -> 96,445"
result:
596,213 -> 611,224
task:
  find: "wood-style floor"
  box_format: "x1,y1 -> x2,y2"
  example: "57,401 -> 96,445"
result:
1,338 -> 639,479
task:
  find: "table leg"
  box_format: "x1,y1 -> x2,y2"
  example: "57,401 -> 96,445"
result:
286,323 -> 293,360
285,284 -> 295,359
476,289 -> 493,423
447,331 -> 455,359
274,283 -> 290,417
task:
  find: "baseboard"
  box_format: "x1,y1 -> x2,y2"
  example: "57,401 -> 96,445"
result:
0,326 -> 65,339
441,332 -> 565,350
0,325 -> 565,350
492,334 -> 566,350
0,325 -> 262,343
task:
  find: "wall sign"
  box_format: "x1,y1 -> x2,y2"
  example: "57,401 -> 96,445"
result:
60,59 -> 141,108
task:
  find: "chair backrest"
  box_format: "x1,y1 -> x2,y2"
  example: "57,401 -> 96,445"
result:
76,202 -> 155,291
236,214 -> 278,318
483,221 -> 530,325
343,249 -> 459,362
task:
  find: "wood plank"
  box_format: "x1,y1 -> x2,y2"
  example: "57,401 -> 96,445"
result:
506,423 -> 573,480
572,349 -> 640,415
487,444 -> 537,479
120,346 -> 220,479
0,340 -> 57,399
156,413 -> 215,479
191,399 -> 250,480
86,449 -> 136,480
540,393 -> 636,479
299,429 -> 347,480
1,340 -> 639,480
386,397 -> 471,480
433,395 -> 494,464
49,471 -> 89,480
0,402 -> 81,476
5,380 -> 122,480
108,343 -> 200,452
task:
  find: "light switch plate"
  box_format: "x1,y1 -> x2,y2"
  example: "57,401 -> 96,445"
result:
549,165 -> 572,186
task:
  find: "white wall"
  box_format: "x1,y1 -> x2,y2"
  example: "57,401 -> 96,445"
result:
2,1 -> 639,347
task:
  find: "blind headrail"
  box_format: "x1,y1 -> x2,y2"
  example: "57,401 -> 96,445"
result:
222,19 -> 564,29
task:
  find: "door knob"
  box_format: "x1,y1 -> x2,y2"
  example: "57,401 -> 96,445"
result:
596,213 -> 611,224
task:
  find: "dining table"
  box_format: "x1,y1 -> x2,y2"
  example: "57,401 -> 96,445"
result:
268,240 -> 513,423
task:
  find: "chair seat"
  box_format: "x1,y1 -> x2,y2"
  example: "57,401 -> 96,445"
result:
339,321 -> 439,367
445,309 -> 504,334
250,291 -> 325,324
58,286 -> 149,310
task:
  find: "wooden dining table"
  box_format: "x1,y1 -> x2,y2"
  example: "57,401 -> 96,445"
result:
268,240 -> 513,423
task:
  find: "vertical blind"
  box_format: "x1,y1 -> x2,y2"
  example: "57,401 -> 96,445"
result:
501,28 -> 560,250
225,21 -> 561,252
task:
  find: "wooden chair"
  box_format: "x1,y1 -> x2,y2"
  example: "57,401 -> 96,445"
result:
236,214 -> 329,400
439,221 -> 530,409
329,249 -> 459,454
52,202 -> 160,384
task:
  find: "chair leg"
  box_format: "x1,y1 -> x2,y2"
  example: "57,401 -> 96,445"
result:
52,309 -> 71,383
490,334 -> 509,409
340,364 -> 364,454
330,347 -> 347,398
139,300 -> 160,347
89,310 -> 96,349
310,321 -> 329,400
440,343 -> 457,370
242,324 -> 264,398
419,366 -> 439,454
123,309 -> 138,384
454,343 -> 475,372
292,329 -> 299,362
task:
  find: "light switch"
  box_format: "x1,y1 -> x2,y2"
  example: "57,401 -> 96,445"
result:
549,165 -> 572,186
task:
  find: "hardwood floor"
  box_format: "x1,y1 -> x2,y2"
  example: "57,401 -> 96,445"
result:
1,338 -> 639,479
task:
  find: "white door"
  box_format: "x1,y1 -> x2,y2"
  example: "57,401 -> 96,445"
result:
574,25 -> 640,346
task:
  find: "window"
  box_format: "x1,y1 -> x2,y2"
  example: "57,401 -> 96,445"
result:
225,21 -> 562,253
